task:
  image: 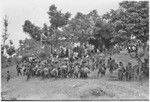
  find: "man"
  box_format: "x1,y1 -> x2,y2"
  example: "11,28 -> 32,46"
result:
107,57 -> 112,73
26,65 -> 32,81
142,58 -> 149,77
68,62 -> 74,78
97,63 -> 106,78
43,67 -> 49,79
118,62 -> 125,81
6,71 -> 10,82
126,62 -> 132,81
69,54 -> 74,63
16,64 -> 22,76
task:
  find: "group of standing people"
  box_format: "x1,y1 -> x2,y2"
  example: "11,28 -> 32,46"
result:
117,58 -> 149,81
6,51 -> 149,82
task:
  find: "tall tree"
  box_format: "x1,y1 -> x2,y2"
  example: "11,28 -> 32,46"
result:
47,4 -> 71,29
102,1 -> 149,80
93,19 -> 114,52
63,10 -> 100,44
23,20 -> 42,41
102,1 -> 149,46
2,15 -> 9,56
2,15 -> 9,46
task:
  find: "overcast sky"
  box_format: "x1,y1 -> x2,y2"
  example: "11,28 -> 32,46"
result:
1,0 -> 124,48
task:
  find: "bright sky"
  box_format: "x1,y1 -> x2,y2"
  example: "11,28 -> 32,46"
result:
0,0 -> 123,48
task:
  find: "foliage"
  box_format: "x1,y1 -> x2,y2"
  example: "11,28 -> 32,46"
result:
2,16 -> 9,58
6,46 -> 15,57
17,38 -> 43,59
101,1 -> 149,80
21,1 -> 149,59
62,10 -> 99,44
2,15 -> 9,46
23,20 -> 42,41
93,19 -> 114,50
102,1 -> 149,44
42,23 -> 49,37
47,4 -> 71,29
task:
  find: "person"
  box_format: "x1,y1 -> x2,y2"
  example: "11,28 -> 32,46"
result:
16,64 -> 22,76
43,67 -> 49,79
101,63 -> 106,76
98,61 -> 106,78
118,62 -> 125,81
142,58 -> 149,77
126,62 -> 132,81
69,54 -> 74,63
107,57 -> 112,72
26,65 -> 32,81
109,58 -> 114,74
6,71 -> 10,82
130,63 -> 135,81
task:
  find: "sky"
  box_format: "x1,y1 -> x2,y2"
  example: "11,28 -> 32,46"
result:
0,0 -> 124,48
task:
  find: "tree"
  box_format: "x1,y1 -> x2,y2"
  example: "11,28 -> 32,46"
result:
1,16 -> 9,57
22,5 -> 71,57
23,20 -> 42,41
47,4 -> 71,29
62,10 -> 100,45
1,15 -> 10,67
102,1 -> 149,45
39,4 -> 71,56
2,15 -> 9,46
18,38 -> 44,59
93,19 -> 114,52
102,1 -> 149,80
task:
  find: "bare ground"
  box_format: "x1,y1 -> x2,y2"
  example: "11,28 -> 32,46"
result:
1,67 -> 149,100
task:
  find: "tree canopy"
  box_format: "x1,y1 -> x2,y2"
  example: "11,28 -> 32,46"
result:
22,1 -> 149,55
47,4 -> 71,29
102,1 -> 149,45
23,20 -> 42,41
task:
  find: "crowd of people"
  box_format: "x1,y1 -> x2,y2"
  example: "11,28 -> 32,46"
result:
6,50 -> 149,82
15,53 -> 105,81
117,59 -> 149,81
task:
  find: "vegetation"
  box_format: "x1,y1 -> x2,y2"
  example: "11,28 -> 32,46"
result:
1,16 -> 16,67
2,1 -> 149,80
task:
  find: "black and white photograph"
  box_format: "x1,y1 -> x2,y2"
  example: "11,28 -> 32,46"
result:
1,0 -> 149,101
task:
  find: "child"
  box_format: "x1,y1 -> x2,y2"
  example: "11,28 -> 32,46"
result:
6,71 -> 10,82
